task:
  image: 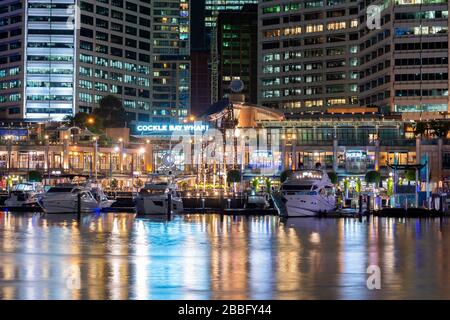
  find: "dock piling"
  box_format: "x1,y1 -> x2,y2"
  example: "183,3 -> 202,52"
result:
167,193 -> 172,220
77,192 -> 81,221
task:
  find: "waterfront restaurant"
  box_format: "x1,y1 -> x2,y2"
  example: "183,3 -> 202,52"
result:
203,98 -> 450,193
2,111 -> 450,194
0,122 -> 153,190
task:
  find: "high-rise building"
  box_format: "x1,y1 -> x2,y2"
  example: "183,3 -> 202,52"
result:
0,0 -> 190,123
258,0 -> 360,112
258,0 -> 450,118
358,0 -> 449,119
205,0 -> 258,47
214,4 -> 257,104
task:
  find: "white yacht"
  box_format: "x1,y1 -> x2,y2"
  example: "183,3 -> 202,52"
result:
135,181 -> 183,215
39,184 -> 100,214
4,183 -> 43,208
279,170 -> 336,217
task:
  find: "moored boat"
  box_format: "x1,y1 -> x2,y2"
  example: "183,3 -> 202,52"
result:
135,181 -> 183,215
4,183 -> 43,208
278,170 -> 336,217
39,183 -> 108,214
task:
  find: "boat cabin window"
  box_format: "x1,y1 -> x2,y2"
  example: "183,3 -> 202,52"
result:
281,185 -> 312,191
80,191 -> 93,199
325,186 -> 334,196
139,189 -> 166,195
12,184 -> 34,192
47,187 -> 74,193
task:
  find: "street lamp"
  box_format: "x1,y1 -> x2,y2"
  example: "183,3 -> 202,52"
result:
5,135 -> 12,177
44,135 -> 50,180
93,136 -> 98,181
118,138 -> 124,173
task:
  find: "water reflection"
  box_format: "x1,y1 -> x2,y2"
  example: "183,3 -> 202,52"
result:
0,212 -> 449,300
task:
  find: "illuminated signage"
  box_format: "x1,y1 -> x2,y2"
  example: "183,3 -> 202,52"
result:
135,123 -> 210,134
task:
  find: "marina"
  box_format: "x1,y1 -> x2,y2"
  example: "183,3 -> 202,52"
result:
1,0 -> 450,305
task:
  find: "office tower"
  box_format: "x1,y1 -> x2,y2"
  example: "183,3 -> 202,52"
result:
214,4 -> 257,104
258,0 -> 449,118
258,0 -> 360,112
358,0 -> 449,118
0,0 -> 190,123
205,0 -> 258,47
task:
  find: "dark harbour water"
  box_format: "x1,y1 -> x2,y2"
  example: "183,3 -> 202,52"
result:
0,212 -> 450,300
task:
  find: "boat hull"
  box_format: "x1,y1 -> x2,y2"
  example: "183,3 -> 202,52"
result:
4,199 -> 38,208
40,199 -> 99,214
135,196 -> 184,215
283,195 -> 335,217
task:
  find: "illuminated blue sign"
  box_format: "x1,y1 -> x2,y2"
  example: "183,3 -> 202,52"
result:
135,123 -> 210,135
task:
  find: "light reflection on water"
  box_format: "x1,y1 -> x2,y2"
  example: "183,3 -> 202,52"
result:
0,212 -> 450,300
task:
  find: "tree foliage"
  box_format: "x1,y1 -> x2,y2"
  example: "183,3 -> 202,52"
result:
265,178 -> 272,192
405,170 -> 416,185
93,95 -> 129,128
413,121 -> 428,137
387,178 -> 394,197
28,170 -> 42,183
429,121 -> 450,138
110,178 -> 118,190
365,171 -> 381,184
280,169 -> 293,183
327,171 -> 338,184
413,120 -> 450,138
251,179 -> 259,190
227,169 -> 241,183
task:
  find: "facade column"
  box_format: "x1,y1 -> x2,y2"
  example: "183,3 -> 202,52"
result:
43,138 -> 49,178
438,137 -> 443,183
416,136 -> 421,165
333,138 -> 338,172
293,146 -> 298,170
93,138 -> 98,181
119,141 -> 124,174
281,136 -> 287,170
63,138 -> 69,171
144,143 -> 153,173
375,139 -> 380,171
6,137 -> 12,172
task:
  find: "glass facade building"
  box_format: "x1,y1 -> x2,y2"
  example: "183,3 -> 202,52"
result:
359,0 -> 449,116
258,0 -> 450,118
0,0 -> 191,123
24,0 -> 77,120
204,0 -> 258,46
215,4 -> 257,103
